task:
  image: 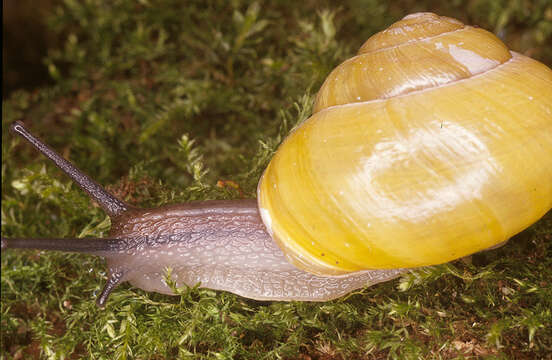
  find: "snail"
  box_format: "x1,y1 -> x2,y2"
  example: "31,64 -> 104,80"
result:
2,12 -> 552,308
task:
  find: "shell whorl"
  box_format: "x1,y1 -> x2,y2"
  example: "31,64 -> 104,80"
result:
258,13 -> 552,276
314,12 -> 511,112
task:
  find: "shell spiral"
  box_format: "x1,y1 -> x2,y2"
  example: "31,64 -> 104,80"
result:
258,13 -> 552,275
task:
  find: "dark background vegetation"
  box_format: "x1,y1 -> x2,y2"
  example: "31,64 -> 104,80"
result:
2,0 -> 551,359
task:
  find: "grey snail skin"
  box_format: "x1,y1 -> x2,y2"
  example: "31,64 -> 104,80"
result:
2,122 -> 405,307
3,12 -> 552,308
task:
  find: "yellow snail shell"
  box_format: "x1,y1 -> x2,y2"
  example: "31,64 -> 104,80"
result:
257,12 -> 552,276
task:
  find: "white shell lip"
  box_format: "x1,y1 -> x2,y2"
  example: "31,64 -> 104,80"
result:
256,171 -> 274,237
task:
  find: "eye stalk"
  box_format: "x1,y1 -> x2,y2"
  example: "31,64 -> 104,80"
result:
10,121 -> 131,217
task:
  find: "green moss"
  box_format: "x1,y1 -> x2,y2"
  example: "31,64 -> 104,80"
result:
2,0 -> 551,359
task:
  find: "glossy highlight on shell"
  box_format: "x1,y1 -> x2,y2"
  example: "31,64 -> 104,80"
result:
258,12 -> 552,275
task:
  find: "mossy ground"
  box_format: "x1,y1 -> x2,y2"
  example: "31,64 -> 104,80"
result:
2,1 -> 551,359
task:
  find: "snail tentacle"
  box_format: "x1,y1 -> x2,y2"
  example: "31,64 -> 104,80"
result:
97,268 -> 127,307
0,237 -> 127,254
11,121 -> 131,217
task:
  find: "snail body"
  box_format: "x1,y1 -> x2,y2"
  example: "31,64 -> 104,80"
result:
3,13 -> 552,307
105,200 -> 404,303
